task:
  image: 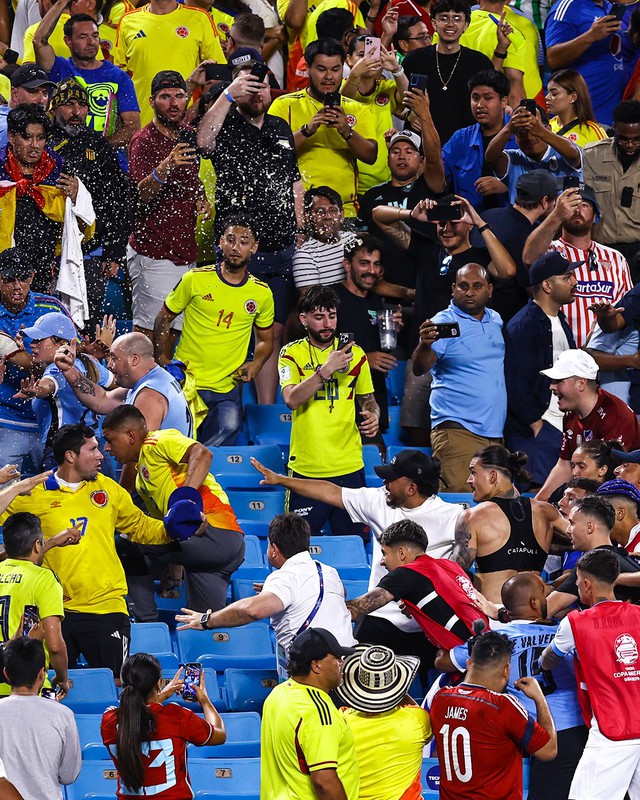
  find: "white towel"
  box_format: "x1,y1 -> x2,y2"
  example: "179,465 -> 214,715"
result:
56,178 -> 95,327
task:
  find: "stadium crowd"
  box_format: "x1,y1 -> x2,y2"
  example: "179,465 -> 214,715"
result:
0,0 -> 638,795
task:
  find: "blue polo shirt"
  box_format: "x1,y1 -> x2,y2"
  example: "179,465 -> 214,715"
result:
442,120 -> 517,210
430,300 -> 506,437
0,293 -> 71,430
545,0 -> 624,125
502,146 -> 582,203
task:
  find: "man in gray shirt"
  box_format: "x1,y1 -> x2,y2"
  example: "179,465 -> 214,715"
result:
0,638 -> 80,800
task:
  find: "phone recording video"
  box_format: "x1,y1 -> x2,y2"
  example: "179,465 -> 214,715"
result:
23,605 -> 39,637
409,74 -> 428,91
324,91 -> 341,107
182,662 -> 202,702
435,322 -> 461,339
519,98 -> 538,115
363,36 -> 381,60
250,62 -> 269,83
563,175 -> 580,190
427,203 -> 463,222
338,332 -> 355,349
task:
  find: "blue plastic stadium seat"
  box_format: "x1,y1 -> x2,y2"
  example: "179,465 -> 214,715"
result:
382,404 -> 407,448
65,760 -> 119,800
245,403 -> 292,446
187,711 -> 261,758
189,757 -> 260,799
240,535 -> 265,567
210,445 -> 283,490
440,492 -> 476,509
341,579 -> 369,600
226,489 -> 286,522
154,579 -> 187,613
163,667 -> 227,712
224,668 -> 278,713
230,577 -> 262,602
387,445 -> 432,460
237,519 -> 270,539
75,714 -> 109,760
177,623 -> 275,671
386,360 -> 407,405
309,535 -> 370,580
130,622 -> 173,655
421,757 -> 441,799
60,669 -> 118,715
363,444 -> 383,487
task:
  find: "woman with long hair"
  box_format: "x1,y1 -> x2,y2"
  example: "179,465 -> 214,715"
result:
101,653 -> 226,798
546,69 -> 607,147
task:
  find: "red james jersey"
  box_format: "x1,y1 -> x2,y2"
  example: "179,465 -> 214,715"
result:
559,388 -> 640,461
101,702 -> 212,799
430,683 -> 550,800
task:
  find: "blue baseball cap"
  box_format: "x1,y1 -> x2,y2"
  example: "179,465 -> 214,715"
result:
164,486 -> 204,541
22,312 -> 78,342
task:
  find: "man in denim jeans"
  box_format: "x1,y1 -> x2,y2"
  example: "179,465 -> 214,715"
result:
154,213 -> 274,446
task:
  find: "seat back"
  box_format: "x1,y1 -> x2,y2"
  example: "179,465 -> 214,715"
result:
309,535 -> 368,567
188,711 -> 261,758
210,445 -> 283,489
226,490 -> 286,522
60,669 -> 118,714
224,668 -> 278,713
65,760 -> 119,800
177,623 -> 274,667
245,403 -> 292,445
130,622 -> 173,655
189,757 -> 260,799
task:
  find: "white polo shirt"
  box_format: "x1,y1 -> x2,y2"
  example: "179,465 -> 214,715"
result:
263,551 -> 357,653
341,487 -> 461,631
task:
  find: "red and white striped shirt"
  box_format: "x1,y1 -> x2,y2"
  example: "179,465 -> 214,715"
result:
551,238 -> 633,348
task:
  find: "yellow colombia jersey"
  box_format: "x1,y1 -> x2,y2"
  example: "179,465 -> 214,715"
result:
22,15 -> 105,62
209,6 -> 234,39
165,264 -> 274,393
341,705 -> 432,800
549,116 -> 607,148
459,7 -> 542,100
114,4 -> 225,125
135,428 -> 242,532
0,559 -> 64,696
278,337 -> 374,478
0,474 -> 170,615
261,680 -> 360,800
268,91 -> 376,217
344,78 -> 397,194
302,0 -> 365,50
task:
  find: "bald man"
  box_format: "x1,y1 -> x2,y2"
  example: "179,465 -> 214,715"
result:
53,332 -> 192,435
436,572 -> 587,800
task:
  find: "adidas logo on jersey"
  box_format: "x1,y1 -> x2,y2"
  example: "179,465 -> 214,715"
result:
133,29 -> 146,38
202,293 -> 214,301
302,362 -> 313,370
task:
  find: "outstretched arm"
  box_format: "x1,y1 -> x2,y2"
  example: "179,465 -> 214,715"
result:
346,587 -> 394,620
251,457 -> 345,508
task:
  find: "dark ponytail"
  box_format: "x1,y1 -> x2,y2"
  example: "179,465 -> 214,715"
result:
116,654 -> 161,793
474,445 -> 532,485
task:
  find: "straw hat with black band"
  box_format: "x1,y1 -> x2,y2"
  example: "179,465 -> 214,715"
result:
335,644 -> 420,713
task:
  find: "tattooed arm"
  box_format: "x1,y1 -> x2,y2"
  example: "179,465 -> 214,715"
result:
346,587 -> 394,621
452,510 -> 478,570
53,345 -> 127,414
371,205 -> 412,251
357,392 -> 380,438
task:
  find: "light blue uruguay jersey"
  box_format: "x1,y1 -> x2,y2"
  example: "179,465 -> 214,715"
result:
451,620 -> 584,731
33,355 -> 112,445
125,365 -> 193,437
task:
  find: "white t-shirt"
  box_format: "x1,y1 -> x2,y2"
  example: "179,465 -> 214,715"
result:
341,487 -> 461,631
542,313 -> 571,430
262,550 -> 357,652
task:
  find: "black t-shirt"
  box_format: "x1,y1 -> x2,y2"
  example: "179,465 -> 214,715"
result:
358,177 -> 436,289
402,45 -> 494,145
470,205 -> 535,322
333,282 -> 389,430
557,544 -> 640,604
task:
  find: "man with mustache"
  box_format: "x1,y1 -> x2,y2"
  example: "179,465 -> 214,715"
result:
47,78 -> 129,330
504,251 -> 578,485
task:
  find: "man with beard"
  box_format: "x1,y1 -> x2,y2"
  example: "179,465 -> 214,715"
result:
128,70 -> 211,343
523,183 -> 633,349
268,37 -> 377,219
504,250 -> 578,482
48,79 -> 130,329
197,55 -> 303,406
154,213 -> 274,447
584,101 -> 640,281
33,0 -> 140,145
276,285 -> 378,537
251,449 -> 461,674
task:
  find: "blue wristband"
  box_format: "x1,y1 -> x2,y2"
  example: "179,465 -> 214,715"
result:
151,169 -> 166,185
224,89 -> 235,104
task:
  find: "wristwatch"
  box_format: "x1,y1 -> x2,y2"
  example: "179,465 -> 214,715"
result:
300,123 -> 313,138
200,611 -> 210,630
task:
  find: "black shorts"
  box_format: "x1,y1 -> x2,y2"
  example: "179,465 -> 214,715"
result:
63,611 -> 130,678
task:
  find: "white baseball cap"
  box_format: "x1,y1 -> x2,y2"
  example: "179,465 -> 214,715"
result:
540,349 -> 598,381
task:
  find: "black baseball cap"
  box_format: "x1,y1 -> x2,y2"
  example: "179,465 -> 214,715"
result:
375,449 -> 441,484
515,170 -> 559,203
0,247 -> 33,279
529,251 -> 581,285
11,64 -> 54,89
288,628 -> 356,662
151,70 -> 187,95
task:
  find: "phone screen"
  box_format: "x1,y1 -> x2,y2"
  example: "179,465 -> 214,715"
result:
182,662 -> 202,702
23,605 -> 39,637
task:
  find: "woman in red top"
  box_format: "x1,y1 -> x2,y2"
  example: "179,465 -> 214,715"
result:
101,653 -> 226,798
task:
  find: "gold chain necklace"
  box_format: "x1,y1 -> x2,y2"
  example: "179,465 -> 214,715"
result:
435,48 -> 462,92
